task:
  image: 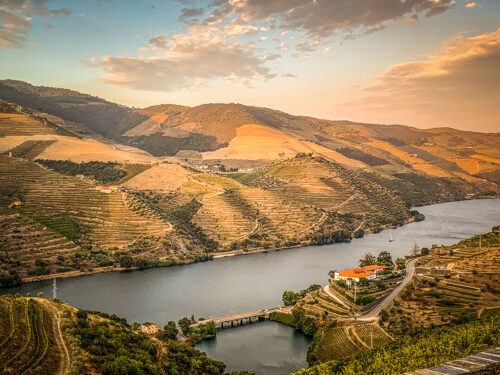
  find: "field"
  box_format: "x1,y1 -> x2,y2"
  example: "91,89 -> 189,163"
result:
0,154 -> 191,280
381,226 -> 500,337
0,296 -> 63,375
0,111 -> 158,163
295,316 -> 500,375
312,322 -> 392,363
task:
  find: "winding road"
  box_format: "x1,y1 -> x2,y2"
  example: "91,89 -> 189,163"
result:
323,257 -> 419,321
357,257 -> 418,320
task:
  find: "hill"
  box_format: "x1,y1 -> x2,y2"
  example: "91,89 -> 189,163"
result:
0,295 -> 247,375
1,80 -> 499,198
275,227 -> 500,374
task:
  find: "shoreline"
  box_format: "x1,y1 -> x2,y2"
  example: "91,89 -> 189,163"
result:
13,216 -> 417,286
8,197 -> 498,287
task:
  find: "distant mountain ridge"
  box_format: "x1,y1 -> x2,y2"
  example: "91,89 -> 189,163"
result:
1,79 -> 499,188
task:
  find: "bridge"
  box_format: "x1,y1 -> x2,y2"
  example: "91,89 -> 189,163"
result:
193,306 -> 287,330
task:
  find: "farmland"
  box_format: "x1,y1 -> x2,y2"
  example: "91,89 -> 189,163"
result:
0,296 -> 63,374
380,226 -> 500,337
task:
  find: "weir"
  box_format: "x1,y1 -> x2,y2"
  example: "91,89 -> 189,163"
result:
194,306 -> 285,330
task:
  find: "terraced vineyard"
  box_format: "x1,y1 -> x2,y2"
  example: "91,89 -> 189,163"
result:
0,154 -> 174,278
0,296 -> 62,375
312,322 -> 392,364
314,326 -> 360,362
353,323 -> 393,349
382,227 -> 500,337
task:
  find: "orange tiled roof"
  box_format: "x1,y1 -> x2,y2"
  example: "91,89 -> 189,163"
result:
338,270 -> 373,278
337,264 -> 387,279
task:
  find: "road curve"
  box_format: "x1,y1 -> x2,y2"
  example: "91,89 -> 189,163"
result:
356,257 -> 418,320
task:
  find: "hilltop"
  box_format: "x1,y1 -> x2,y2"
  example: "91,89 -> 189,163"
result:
1,80 -> 499,194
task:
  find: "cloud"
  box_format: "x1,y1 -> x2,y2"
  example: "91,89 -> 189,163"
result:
86,24 -> 276,91
339,28 -> 500,132
465,2 -> 480,9
0,0 -> 71,48
0,9 -> 29,48
200,0 -> 455,40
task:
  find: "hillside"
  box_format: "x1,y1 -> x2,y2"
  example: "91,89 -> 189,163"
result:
1,81 -> 499,200
277,227 -> 500,374
0,80 -> 499,285
0,154 -> 213,284
0,295 -> 246,375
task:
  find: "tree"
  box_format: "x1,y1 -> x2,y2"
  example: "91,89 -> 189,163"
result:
421,247 -> 430,255
282,290 -> 302,306
178,317 -> 191,334
359,252 -> 376,267
376,251 -> 393,266
163,321 -> 178,340
396,257 -> 406,270
411,243 -> 420,257
379,309 -> 389,322
328,269 -> 337,279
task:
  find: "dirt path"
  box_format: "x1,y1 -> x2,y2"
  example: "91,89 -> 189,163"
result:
299,212 -> 327,235
334,194 -> 356,210
349,326 -> 370,349
237,217 -> 260,241
322,284 -> 350,309
40,301 -> 70,375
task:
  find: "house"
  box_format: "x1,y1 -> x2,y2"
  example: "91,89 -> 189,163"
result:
334,265 -> 387,282
431,248 -> 447,255
140,322 -> 159,334
9,200 -> 22,208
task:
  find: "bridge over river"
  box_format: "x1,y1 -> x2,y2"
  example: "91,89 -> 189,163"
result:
193,306 -> 289,329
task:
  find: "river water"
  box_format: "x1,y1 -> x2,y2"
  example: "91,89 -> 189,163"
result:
2,199 -> 500,374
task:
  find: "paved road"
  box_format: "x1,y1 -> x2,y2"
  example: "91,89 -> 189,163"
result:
323,257 -> 419,321
357,257 -> 418,320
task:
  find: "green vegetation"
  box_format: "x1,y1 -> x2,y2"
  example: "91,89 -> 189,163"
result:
70,308 -> 226,375
0,270 -> 21,287
0,297 -> 55,374
270,307 -> 317,338
294,316 -> 500,374
282,284 -> 322,306
128,192 -> 219,252
36,159 -> 126,184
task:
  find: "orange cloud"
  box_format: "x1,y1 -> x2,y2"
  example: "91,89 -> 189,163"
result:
465,2 -> 480,9
338,28 -> 500,132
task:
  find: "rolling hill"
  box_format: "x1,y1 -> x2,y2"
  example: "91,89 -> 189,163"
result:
0,80 -> 499,285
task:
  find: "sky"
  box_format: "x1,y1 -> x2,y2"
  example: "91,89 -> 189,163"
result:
0,0 -> 499,132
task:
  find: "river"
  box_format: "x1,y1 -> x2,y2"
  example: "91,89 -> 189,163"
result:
2,199 -> 500,374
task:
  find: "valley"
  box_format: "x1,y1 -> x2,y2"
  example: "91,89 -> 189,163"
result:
0,80 -> 499,375
0,81 -> 499,286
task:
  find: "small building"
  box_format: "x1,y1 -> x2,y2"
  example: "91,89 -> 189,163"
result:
334,265 -> 387,282
9,200 -> 22,208
140,322 -> 159,334
432,248 -> 447,255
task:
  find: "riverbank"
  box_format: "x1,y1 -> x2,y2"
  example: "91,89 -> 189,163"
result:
14,212 -> 418,285
3,199 -> 499,375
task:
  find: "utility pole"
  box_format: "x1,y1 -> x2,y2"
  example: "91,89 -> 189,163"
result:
370,331 -> 373,349
479,234 -> 482,249
354,281 -> 357,304
52,278 -> 57,300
